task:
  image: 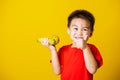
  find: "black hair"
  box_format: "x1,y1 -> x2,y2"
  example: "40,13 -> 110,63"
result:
68,10 -> 95,32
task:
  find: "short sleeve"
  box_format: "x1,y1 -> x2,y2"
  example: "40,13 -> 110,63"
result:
88,44 -> 103,68
57,47 -> 64,65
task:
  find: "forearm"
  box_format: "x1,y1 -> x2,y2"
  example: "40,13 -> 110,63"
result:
83,45 -> 98,74
50,48 -> 61,75
39,38 -> 61,75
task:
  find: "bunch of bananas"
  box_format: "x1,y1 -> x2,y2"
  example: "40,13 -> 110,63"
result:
37,35 -> 59,45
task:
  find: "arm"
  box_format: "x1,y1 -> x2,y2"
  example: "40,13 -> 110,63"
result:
50,46 -> 61,75
40,38 -> 61,75
75,35 -> 98,74
83,45 -> 98,74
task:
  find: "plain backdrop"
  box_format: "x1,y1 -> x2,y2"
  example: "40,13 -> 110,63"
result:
0,0 -> 120,80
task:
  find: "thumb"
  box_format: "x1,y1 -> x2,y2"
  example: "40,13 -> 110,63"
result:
84,35 -> 88,41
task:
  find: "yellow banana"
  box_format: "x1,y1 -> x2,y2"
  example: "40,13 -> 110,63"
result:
37,35 -> 59,45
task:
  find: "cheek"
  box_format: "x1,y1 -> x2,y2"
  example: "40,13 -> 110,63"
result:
83,32 -> 89,36
68,30 -> 74,35
85,31 -> 91,35
83,32 -> 91,39
69,32 -> 75,39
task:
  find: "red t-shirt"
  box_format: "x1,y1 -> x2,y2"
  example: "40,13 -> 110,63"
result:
58,44 -> 103,80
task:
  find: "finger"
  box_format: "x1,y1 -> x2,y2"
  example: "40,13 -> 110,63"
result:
84,35 -> 88,41
38,38 -> 48,45
42,38 -> 49,45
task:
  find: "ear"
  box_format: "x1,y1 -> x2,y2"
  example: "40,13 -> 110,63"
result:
67,28 -> 70,34
90,32 -> 93,37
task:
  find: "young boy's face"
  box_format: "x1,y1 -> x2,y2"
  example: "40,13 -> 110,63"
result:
67,18 -> 92,43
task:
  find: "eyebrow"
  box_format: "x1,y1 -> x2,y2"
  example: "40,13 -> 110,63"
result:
72,25 -> 90,28
72,25 -> 78,27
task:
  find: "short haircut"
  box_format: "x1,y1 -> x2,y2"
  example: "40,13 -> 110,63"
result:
68,10 -> 95,32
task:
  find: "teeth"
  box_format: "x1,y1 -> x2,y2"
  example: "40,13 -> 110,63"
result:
75,37 -> 81,38
75,37 -> 83,40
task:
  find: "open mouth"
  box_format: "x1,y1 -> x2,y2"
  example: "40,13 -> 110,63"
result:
74,37 -> 83,39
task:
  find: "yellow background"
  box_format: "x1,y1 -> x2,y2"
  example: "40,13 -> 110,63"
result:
0,0 -> 120,80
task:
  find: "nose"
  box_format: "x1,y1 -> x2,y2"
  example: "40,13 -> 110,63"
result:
77,29 -> 83,36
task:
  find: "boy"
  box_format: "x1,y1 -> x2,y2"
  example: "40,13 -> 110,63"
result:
40,10 -> 103,80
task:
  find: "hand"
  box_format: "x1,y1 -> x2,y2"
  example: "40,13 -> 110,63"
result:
75,35 -> 88,49
38,38 -> 56,51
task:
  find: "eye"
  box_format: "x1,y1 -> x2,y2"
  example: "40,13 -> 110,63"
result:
83,28 -> 89,31
74,28 -> 78,30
